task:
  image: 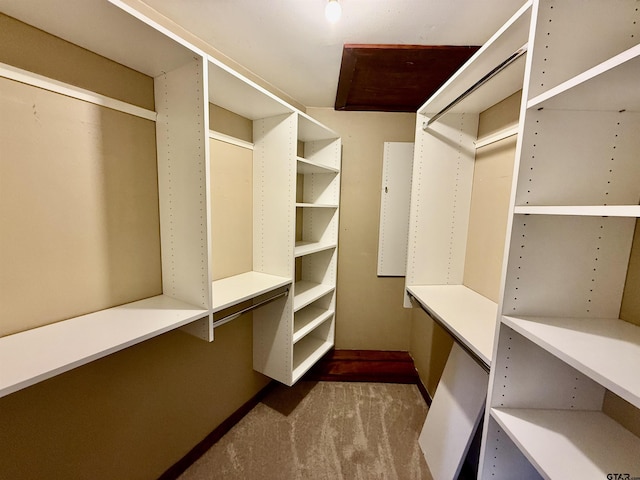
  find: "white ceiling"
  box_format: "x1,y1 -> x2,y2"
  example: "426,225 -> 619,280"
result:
139,0 -> 527,108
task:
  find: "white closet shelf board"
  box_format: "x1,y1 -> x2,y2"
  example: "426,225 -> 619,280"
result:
407,285 -> 497,367
294,241 -> 337,258
292,335 -> 333,381
294,308 -> 334,344
207,59 -> 294,120
503,315 -> 640,407
514,205 -> 640,216
0,0 -> 198,77
418,1 -> 531,116
212,271 -> 292,313
0,295 -> 208,398
0,63 -> 156,120
209,130 -> 254,150
528,44 -> 640,112
296,203 -> 339,209
298,113 -> 339,142
297,157 -> 339,174
294,281 -> 335,312
491,408 -> 640,479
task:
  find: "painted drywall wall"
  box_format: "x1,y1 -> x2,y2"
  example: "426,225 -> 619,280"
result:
305,108 -> 416,351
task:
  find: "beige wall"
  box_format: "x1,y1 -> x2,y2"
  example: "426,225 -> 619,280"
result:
306,108 -> 416,351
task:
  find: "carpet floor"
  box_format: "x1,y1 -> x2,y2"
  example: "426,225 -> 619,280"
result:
178,381 -> 433,480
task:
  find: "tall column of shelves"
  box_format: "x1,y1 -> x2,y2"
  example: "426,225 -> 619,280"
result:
290,114 -> 341,385
480,1 -> 640,478
0,0 -> 211,397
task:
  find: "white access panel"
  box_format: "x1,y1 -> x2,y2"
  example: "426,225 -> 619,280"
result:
377,142 -> 414,276
419,343 -> 489,480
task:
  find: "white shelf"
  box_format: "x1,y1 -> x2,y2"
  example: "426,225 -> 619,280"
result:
294,241 -> 336,258
491,408 -> 640,479
212,271 -> 291,313
407,285 -> 498,367
292,335 -> 333,381
207,58 -> 294,120
514,205 -> 640,217
503,315 -> 640,408
528,44 -> 640,112
297,157 -> 339,174
418,1 -> 531,116
296,202 -> 339,209
293,281 -> 335,312
293,307 -> 334,344
298,112 -> 339,142
0,295 -> 209,398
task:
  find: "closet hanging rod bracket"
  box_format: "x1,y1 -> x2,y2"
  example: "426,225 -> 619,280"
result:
212,288 -> 289,329
423,44 -> 528,130
407,292 -> 490,372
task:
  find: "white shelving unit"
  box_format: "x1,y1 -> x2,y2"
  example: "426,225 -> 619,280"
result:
479,1 -> 640,478
0,0 -> 341,396
254,113 -> 341,386
405,0 -> 531,367
405,3 -> 532,478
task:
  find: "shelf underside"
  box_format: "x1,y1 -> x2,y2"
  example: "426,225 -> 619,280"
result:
297,157 -> 339,174
529,44 -> 640,112
0,295 -> 208,398
418,1 -> 531,116
407,284 -> 497,367
492,408 -> 640,479
294,241 -> 336,258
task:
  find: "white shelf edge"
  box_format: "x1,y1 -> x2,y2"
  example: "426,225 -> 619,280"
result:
502,315 -> 640,408
491,408 -> 640,479
212,271 -> 292,313
298,111 -> 340,142
209,130 -> 254,150
514,205 -> 640,217
292,336 -> 334,382
528,43 -> 640,110
475,124 -> 519,148
293,308 -> 334,344
294,241 -> 337,258
293,281 -> 335,312
0,294 -> 209,398
297,157 -> 340,174
295,202 -> 339,209
406,284 -> 498,367
0,62 -> 157,121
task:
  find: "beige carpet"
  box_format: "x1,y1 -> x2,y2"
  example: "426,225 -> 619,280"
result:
179,381 -> 433,480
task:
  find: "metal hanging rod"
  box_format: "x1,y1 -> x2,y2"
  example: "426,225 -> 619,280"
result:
407,293 -> 490,372
423,44 -> 528,129
212,288 -> 289,329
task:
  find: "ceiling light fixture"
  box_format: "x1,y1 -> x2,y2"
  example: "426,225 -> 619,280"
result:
325,0 -> 342,23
